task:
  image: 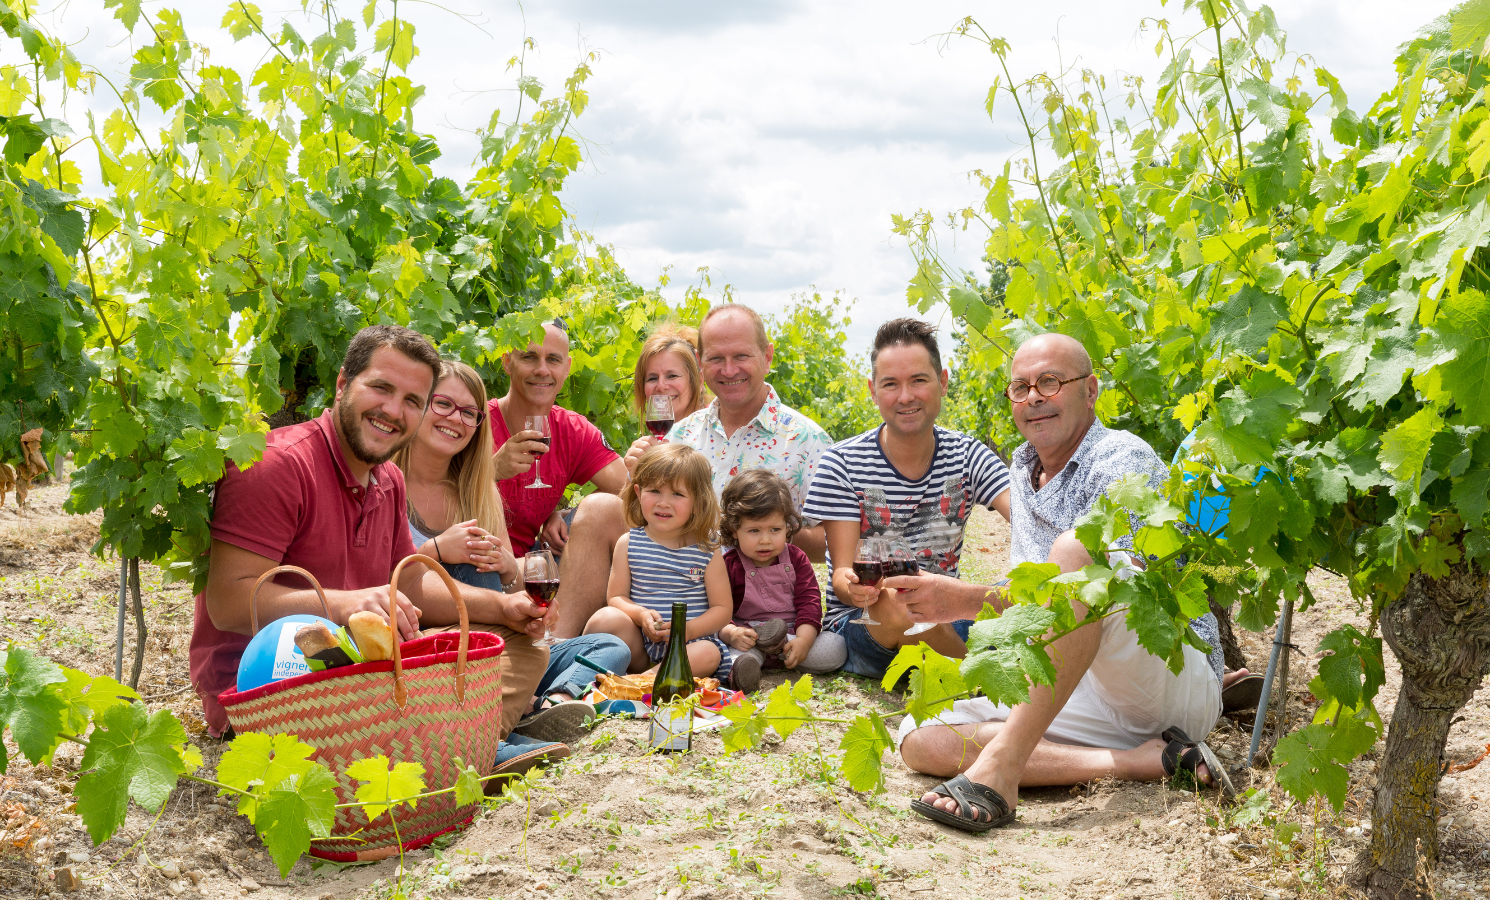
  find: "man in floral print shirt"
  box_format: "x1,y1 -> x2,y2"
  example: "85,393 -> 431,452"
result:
624,304 -> 833,561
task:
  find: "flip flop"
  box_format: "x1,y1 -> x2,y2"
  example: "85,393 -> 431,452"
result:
909,773 -> 1017,833
1161,725 -> 1235,798
1221,673 -> 1265,713
512,699 -> 596,744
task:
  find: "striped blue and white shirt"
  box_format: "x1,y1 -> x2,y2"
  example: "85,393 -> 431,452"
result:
804,426 -> 1011,622
626,528 -> 714,620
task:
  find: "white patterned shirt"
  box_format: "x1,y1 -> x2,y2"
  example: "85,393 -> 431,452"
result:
668,385 -> 832,520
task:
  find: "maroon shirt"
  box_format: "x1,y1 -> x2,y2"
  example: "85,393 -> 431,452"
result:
189,410 -> 418,735
722,544 -> 823,634
488,401 -> 618,555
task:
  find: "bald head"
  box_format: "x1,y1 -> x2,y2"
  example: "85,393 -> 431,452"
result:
1012,333 -> 1091,376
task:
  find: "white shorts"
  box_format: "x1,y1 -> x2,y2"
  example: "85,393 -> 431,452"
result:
897,608 -> 1221,749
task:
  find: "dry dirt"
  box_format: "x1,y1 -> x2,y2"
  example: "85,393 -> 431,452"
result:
1,479 -> 1488,900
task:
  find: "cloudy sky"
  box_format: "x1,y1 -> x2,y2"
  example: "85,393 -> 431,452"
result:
30,0 -> 1457,349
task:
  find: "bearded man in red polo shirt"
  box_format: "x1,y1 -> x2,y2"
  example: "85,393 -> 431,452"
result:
191,325 -> 550,738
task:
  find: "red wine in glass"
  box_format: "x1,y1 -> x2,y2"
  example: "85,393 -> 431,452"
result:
531,435 -> 552,456
525,579 -> 560,607
852,561 -> 884,587
525,415 -> 552,489
645,395 -> 675,442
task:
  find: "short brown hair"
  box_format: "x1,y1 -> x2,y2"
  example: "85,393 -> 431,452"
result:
342,325 -> 441,395
698,304 -> 770,357
871,318 -> 941,376
719,469 -> 802,548
624,443 -> 720,550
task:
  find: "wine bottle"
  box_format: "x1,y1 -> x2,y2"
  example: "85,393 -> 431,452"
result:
648,602 -> 694,753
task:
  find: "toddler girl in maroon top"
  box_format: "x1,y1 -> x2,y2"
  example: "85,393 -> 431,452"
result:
719,470 -> 847,691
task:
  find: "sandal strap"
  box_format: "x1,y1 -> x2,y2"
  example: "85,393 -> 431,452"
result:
932,774 -> 1010,824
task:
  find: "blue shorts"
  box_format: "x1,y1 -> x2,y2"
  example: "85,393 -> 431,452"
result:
825,610 -> 974,681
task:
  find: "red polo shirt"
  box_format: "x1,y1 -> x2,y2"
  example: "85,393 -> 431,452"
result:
188,410 -> 418,735
488,401 -> 618,555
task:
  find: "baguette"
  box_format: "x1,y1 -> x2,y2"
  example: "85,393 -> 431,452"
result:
348,611 -> 395,662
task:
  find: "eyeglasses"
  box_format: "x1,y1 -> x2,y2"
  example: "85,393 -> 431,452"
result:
1005,373 -> 1091,403
429,394 -> 485,427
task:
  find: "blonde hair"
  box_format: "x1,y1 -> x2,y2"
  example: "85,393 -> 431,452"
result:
632,324 -> 706,420
395,360 -> 506,538
624,443 -> 719,551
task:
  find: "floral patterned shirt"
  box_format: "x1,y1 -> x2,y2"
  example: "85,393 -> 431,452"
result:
668,385 -> 833,521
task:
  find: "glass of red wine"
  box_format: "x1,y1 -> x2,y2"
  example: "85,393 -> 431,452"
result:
889,539 -> 933,636
524,414 -> 552,490
852,538 -> 886,626
524,547 -> 559,647
645,394 -> 675,442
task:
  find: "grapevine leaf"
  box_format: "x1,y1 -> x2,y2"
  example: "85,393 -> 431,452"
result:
1310,626 -> 1385,711
255,765 -> 337,877
719,695 -> 767,752
103,0 -> 143,30
792,673 -> 815,702
452,758 -> 483,807
216,732 -> 319,820
1123,584 -> 1184,674
967,603 -> 1055,655
1274,714 -> 1378,810
1453,0 -> 1490,56
1431,290 -> 1490,428
57,670 -> 139,751
838,711 -> 893,793
884,645 -> 967,723
75,703 -> 194,845
1378,406 -> 1441,488
960,646 -> 1032,707
346,756 -> 425,823
1452,430 -> 1490,527
1208,285 -> 1286,355
762,680 -> 809,740
0,647 -> 69,771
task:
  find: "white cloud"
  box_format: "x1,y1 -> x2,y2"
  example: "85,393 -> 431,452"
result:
14,0 -> 1455,354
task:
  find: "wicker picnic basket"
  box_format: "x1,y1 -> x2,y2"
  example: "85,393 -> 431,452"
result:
219,556 -> 505,861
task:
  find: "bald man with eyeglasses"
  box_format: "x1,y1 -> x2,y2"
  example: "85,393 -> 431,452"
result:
885,332 -> 1228,833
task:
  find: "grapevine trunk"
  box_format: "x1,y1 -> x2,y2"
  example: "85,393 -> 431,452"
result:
1353,564 -> 1490,900
1208,595 -> 1248,673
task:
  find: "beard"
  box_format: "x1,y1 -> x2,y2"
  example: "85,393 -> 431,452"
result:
335,395 -> 412,466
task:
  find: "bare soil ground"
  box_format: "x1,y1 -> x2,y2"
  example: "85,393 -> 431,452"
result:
1,481 -> 1488,900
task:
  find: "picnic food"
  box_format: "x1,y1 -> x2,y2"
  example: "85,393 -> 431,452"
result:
348,611 -> 394,662
295,622 -> 339,657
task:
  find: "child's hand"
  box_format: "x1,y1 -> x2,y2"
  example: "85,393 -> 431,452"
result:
722,624 -> 757,652
638,608 -> 666,642
783,632 -> 815,669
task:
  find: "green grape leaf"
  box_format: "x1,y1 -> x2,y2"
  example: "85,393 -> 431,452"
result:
103,0 -> 143,30
1123,584 -> 1184,674
762,680 -> 810,740
719,695 -> 767,752
961,646 -> 1033,707
1274,714 -> 1378,810
966,601 -> 1057,691
1452,430 -> 1490,528
452,758 -> 483,807
791,673 -> 815,702
374,19 -> 417,72
1208,285 -> 1286,355
1309,626 -> 1385,711
56,670 -> 139,753
1378,406 -> 1441,488
838,711 -> 893,793
883,645 -> 967,723
1454,0 -> 1490,56
0,647 -> 69,771
75,703 -> 194,845
346,756 -> 425,823
216,732 -> 319,821
255,765 -> 338,877
1431,290 -> 1490,428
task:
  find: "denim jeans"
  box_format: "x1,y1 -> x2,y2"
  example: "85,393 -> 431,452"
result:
535,634 -> 631,700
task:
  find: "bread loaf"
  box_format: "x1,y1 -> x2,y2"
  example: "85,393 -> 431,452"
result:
348,611 -> 395,662
294,622 -> 339,658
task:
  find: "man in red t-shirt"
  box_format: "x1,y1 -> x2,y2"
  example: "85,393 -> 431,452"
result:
488,321 -> 629,637
191,325 -> 550,737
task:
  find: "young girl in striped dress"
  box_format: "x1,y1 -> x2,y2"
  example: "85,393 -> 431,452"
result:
584,443 -> 733,680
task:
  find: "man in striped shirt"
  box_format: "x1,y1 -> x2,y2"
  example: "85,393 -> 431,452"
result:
803,318 -> 1012,679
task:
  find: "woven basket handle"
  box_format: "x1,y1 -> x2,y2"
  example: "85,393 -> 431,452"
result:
389,553 -> 469,710
249,566 -> 332,636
